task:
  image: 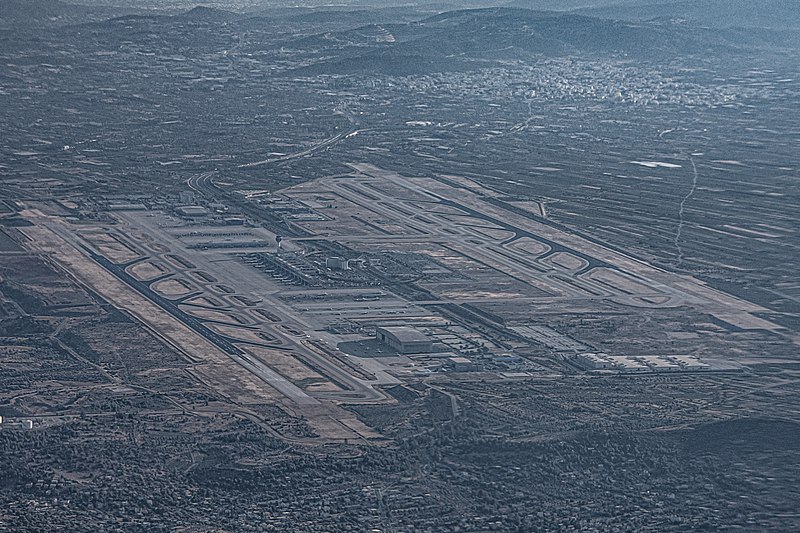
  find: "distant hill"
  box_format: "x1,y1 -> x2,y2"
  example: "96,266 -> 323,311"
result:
576,0 -> 800,29
27,3 -> 797,77
0,0 -> 138,29
507,0 -> 663,10
241,6 -> 434,33
294,7 -> 794,76
283,7 -> 429,26
177,6 -> 240,23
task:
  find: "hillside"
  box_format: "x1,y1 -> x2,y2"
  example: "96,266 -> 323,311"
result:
294,7 -> 795,76
0,0 -> 139,29
577,0 -> 800,29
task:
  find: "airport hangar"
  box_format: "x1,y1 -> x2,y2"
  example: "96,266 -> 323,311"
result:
376,326 -> 433,355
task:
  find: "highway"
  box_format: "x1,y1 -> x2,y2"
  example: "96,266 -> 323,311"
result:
237,128 -> 358,169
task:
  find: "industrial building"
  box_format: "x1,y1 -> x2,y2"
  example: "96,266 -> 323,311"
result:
0,416 -> 34,430
635,356 -> 681,372
605,356 -> 649,373
575,353 -> 712,373
575,353 -> 613,370
450,356 -> 478,372
326,257 -> 350,271
179,191 -> 196,205
667,355 -> 711,371
175,205 -> 209,217
376,326 -> 433,354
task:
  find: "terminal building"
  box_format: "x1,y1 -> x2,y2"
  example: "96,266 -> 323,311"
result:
376,326 -> 433,354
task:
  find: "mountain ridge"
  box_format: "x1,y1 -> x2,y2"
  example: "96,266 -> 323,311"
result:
293,7 -> 794,76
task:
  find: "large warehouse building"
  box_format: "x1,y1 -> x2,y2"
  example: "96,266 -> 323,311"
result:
376,326 -> 432,354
